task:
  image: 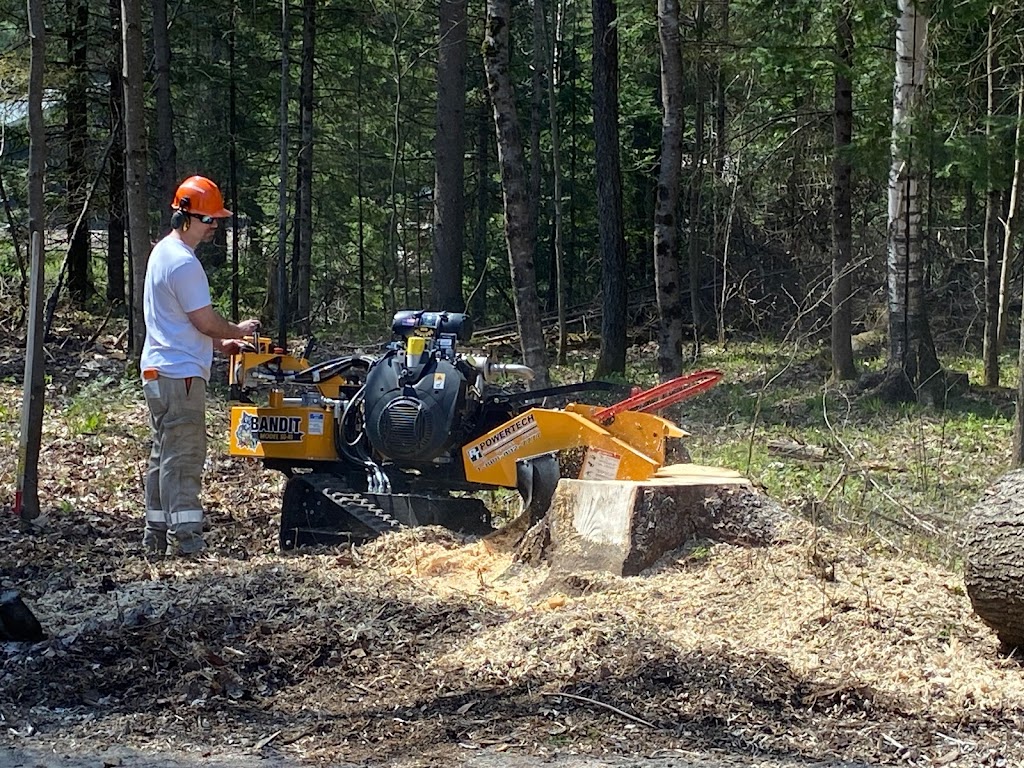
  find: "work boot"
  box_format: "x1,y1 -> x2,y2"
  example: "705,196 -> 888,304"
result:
142,529 -> 167,556
167,532 -> 206,558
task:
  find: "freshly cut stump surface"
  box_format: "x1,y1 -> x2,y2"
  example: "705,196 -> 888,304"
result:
538,464 -> 777,576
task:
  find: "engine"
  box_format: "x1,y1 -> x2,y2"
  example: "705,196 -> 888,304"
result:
362,311 -> 478,465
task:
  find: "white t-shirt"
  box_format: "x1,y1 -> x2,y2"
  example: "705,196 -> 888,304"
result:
140,236 -> 214,381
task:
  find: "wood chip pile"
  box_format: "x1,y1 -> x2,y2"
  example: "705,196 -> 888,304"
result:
1,342 -> 1023,767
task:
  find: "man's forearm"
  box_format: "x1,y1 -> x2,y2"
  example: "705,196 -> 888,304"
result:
187,305 -> 248,340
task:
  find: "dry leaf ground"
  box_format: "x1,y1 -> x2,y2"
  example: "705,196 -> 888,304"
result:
2,334 -> 1023,768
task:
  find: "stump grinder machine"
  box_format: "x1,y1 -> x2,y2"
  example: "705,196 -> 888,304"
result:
227,310 -> 722,549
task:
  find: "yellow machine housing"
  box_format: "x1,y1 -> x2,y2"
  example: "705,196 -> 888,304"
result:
226,313 -> 717,549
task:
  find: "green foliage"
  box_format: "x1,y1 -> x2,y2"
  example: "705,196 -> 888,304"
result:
613,339 -> 1012,566
63,381 -> 112,436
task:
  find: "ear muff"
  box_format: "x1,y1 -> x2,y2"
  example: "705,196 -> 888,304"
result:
170,195 -> 191,230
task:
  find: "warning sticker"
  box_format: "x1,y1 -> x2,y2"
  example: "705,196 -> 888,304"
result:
308,412 -> 324,436
580,447 -> 621,480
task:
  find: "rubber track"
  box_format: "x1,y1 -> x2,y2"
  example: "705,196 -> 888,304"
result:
300,473 -> 404,536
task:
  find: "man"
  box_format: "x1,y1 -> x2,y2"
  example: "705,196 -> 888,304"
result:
141,175 -> 261,556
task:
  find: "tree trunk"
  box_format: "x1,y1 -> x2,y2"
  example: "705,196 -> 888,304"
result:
687,0 -> 706,359
275,0 -> 291,348
883,0 -> 941,403
122,0 -> 151,355
106,0 -> 126,307
713,0 -> 729,177
592,0 -> 627,377
981,13 -> 1002,387
470,100 -> 490,326
66,0 -> 90,306
998,78 -> 1023,350
831,1 -> 856,381
18,0 -> 47,523
653,0 -> 684,380
432,0 -> 468,312
151,0 -> 176,232
228,0 -> 239,320
295,0 -> 315,334
530,0 -> 544,283
964,469 -> 1024,650
545,0 -> 567,365
356,27 -> 366,323
483,0 -> 550,387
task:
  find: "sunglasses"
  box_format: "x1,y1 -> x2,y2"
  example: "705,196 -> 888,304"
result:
189,213 -> 218,224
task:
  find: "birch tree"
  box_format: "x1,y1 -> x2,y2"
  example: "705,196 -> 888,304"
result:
998,67 -> 1023,351
883,0 -> 941,402
981,11 -> 1002,387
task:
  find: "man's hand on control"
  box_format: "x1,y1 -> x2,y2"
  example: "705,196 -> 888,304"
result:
237,318 -> 261,337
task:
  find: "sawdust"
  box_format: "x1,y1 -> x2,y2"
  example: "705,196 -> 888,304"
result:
2,339 -> 1024,767
364,530 -> 542,608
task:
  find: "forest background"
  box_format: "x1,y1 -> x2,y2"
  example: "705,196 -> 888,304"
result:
3,0 -> 1024,511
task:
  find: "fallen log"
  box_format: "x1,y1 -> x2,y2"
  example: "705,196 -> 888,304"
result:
767,437 -> 830,462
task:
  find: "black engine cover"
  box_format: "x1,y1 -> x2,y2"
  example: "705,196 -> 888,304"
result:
362,354 -> 467,464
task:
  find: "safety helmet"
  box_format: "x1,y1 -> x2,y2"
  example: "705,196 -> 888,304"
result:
171,175 -> 232,218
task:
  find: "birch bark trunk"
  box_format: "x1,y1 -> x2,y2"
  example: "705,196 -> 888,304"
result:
884,0 -> 941,402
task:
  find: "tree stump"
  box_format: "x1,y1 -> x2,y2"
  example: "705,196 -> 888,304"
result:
964,469 -> 1024,650
516,464 -> 782,576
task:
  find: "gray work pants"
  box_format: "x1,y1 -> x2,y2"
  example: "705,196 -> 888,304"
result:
143,375 -> 208,555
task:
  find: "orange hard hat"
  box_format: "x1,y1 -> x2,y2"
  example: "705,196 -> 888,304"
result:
171,175 -> 232,218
